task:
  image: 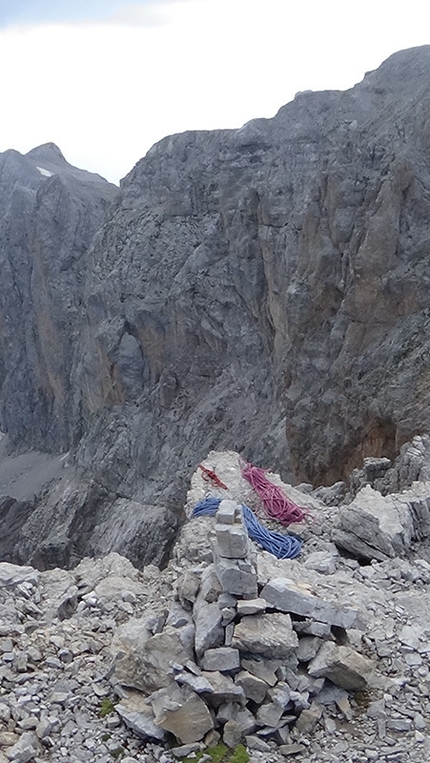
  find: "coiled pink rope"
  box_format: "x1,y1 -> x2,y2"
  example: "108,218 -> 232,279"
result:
240,458 -> 308,526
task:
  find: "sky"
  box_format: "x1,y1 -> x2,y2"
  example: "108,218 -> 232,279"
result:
0,0 -> 429,185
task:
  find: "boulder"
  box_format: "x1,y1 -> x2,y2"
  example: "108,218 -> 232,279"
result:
200,671 -> 246,706
193,600 -> 224,657
294,702 -> 323,734
199,566 -> 222,603
216,523 -> 249,560
232,613 -> 298,658
223,719 -> 243,748
111,618 -> 193,693
215,557 -> 258,599
0,563 -> 39,588
4,731 -> 39,763
149,684 -> 213,744
308,642 -> 373,690
241,658 -> 280,687
235,671 -> 268,703
200,647 -> 240,672
216,500 -> 238,525
256,702 -> 284,727
115,691 -> 167,741
332,485 -> 414,561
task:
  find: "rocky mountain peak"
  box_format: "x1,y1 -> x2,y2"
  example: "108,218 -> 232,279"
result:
2,44 -> 430,761
26,142 -> 66,163
2,46 -> 430,570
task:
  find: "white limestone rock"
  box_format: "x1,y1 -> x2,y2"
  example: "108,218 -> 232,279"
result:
216,523 -> 249,560
333,485 -> 414,561
111,617 -> 193,693
149,684 -> 213,744
261,577 -> 358,628
0,563 -> 39,588
4,731 -> 39,763
308,641 -> 374,690
115,691 -> 167,741
193,600 -> 224,657
232,613 -> 299,658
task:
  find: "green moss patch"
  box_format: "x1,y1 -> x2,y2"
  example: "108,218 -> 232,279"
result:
184,743 -> 249,763
100,698 -> 116,717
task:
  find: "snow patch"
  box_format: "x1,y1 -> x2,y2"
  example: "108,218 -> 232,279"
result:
36,166 -> 54,178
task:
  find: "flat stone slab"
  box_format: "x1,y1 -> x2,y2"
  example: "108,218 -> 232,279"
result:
237,598 -> 267,616
241,658 -> 280,686
261,577 -> 358,628
174,672 -> 214,694
294,701 -> 323,734
256,702 -> 283,727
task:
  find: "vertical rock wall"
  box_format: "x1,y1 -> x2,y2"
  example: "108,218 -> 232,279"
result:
0,143 -> 117,452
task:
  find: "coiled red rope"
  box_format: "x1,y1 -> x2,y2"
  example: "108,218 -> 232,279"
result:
198,464 -> 228,490
240,458 -> 308,526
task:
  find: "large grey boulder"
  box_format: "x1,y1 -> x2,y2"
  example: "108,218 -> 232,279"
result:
308,642 -> 373,690
232,613 -> 298,658
4,731 -> 39,763
332,485 -> 414,561
0,562 -> 39,588
149,684 -> 213,744
115,691 -> 167,742
111,617 -> 193,693
193,599 -> 224,657
234,670 -> 268,703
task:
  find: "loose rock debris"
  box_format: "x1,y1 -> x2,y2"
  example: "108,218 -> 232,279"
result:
1,451 -> 430,762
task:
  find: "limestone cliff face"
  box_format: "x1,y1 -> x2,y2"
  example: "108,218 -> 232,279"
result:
0,143 -> 118,452
3,47 -> 430,568
74,46 -> 430,495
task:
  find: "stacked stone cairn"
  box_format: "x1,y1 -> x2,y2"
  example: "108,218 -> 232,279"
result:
111,500 -> 374,755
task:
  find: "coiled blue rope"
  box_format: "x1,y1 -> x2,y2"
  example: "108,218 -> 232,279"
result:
192,497 -> 302,559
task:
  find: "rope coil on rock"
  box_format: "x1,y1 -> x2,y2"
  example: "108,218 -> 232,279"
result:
192,496 -> 303,559
240,458 -> 308,526
198,464 -> 228,490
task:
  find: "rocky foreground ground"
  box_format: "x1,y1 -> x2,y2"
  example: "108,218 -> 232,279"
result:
1,447 -> 430,763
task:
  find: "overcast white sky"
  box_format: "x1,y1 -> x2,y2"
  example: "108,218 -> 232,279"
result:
0,0 -> 429,185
